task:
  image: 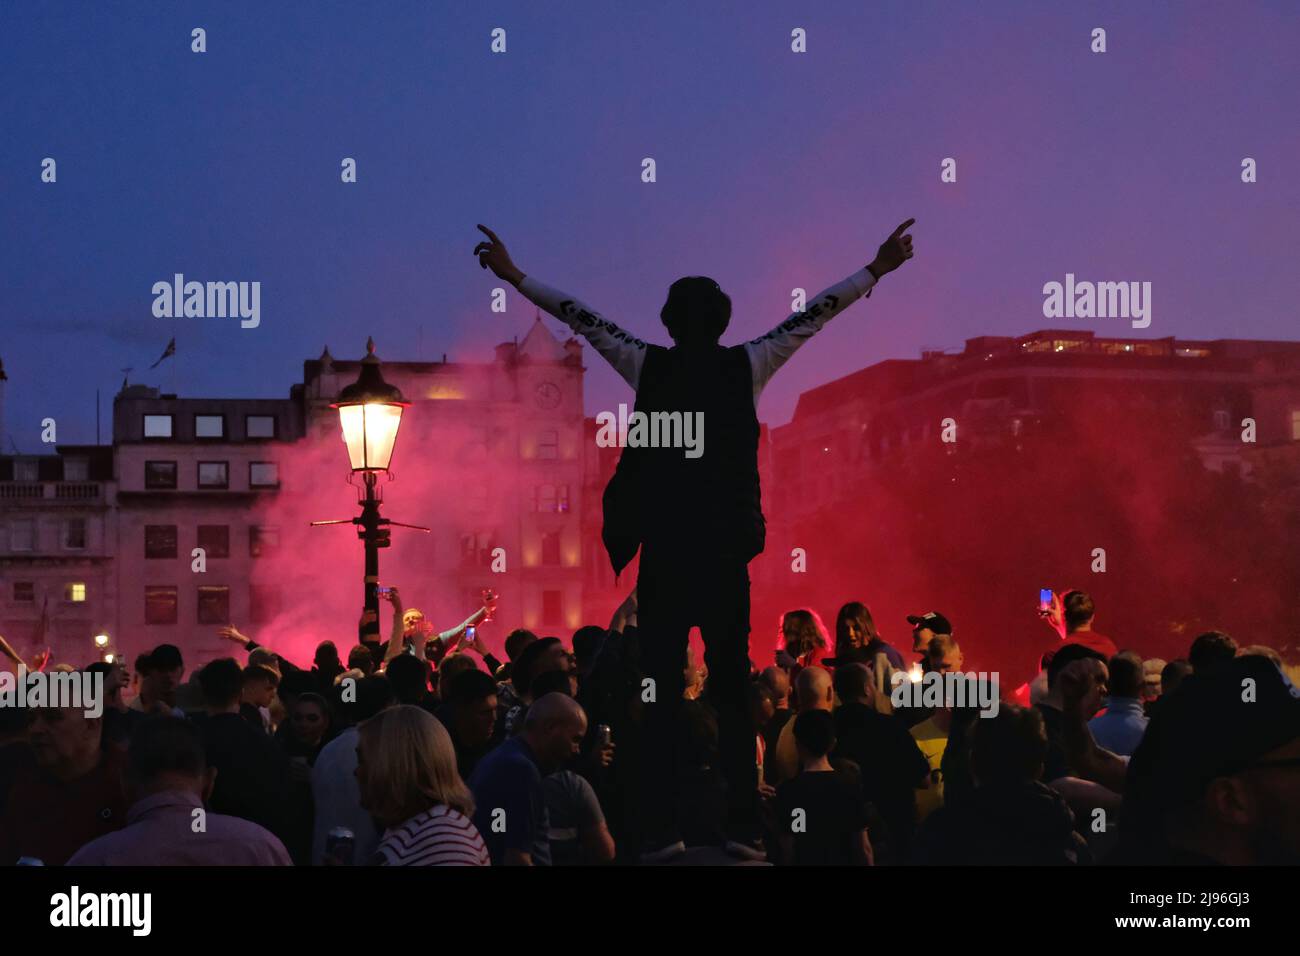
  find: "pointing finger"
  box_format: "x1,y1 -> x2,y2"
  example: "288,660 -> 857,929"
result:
892,218 -> 916,238
477,224 -> 502,243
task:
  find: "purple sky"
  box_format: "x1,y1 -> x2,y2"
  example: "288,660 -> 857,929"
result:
3,1 -> 1298,450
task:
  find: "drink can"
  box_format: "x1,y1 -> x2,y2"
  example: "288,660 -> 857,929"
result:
325,827 -> 356,866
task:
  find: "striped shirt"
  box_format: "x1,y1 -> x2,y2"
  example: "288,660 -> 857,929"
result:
373,805 -> 491,866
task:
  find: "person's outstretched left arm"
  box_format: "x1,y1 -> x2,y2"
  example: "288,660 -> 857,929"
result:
474,224 -> 648,389
746,218 -> 915,401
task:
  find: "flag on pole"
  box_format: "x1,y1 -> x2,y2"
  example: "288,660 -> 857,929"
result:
149,337 -> 176,369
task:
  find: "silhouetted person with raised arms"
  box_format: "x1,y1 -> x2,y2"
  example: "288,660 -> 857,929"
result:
473,218 -> 916,860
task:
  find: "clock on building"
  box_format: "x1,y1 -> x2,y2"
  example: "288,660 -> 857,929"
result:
534,381 -> 561,410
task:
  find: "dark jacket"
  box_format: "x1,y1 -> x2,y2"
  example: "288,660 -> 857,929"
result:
603,344 -> 763,575
912,780 -> 1089,865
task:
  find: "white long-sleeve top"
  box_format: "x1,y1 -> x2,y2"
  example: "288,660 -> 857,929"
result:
516,266 -> 877,405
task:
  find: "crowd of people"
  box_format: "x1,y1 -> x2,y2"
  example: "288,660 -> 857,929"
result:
2,585 -> 1297,866
3,220 -> 1297,867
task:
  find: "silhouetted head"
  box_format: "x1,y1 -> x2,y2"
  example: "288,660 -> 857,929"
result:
660,276 -> 731,347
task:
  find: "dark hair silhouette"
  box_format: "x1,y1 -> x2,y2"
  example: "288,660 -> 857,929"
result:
660,276 -> 732,346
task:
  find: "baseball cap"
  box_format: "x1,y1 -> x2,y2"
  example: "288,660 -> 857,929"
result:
906,611 -> 952,635
1127,656 -> 1300,816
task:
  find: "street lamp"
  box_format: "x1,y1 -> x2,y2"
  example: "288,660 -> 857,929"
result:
333,338 -> 409,471
313,339 -> 427,645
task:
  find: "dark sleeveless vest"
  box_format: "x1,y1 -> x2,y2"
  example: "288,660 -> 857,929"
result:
602,343 -> 765,576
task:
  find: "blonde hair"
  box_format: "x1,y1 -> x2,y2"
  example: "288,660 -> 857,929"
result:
356,705 -> 474,827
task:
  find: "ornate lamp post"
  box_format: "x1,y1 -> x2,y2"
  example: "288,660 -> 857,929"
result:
313,339 -> 426,643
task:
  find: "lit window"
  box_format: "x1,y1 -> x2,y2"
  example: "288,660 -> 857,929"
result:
14,460 -> 39,482
144,415 -> 173,438
195,415 -> 225,439
66,582 -> 87,603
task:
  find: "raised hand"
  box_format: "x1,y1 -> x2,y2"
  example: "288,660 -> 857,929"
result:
473,225 -> 524,286
869,218 -> 916,278
217,625 -> 251,646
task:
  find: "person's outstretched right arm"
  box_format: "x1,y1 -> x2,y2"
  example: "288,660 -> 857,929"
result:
473,224 -> 647,389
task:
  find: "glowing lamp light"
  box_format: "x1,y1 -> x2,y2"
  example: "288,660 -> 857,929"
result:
93,633 -> 110,648
331,338 -> 410,472
908,662 -> 923,683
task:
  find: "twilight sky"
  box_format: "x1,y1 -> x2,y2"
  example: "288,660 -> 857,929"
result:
2,0 -> 1298,450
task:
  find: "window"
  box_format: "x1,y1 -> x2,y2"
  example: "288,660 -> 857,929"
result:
1213,409 -> 1230,432
532,483 -> 570,513
197,586 -> 230,624
63,518 -> 87,550
249,462 -> 279,488
542,590 -> 563,625
145,461 -> 178,489
13,582 -> 35,604
250,584 -> 280,624
195,415 -> 225,439
461,532 -> 497,569
246,415 -> 276,439
63,458 -> 89,481
144,414 -> 174,438
541,530 -> 561,566
145,525 -> 178,559
250,526 -> 279,558
11,519 -> 36,552
197,461 -> 229,489
538,429 -> 559,459
14,460 -> 38,482
197,525 -> 230,559
65,582 -> 87,603
145,586 -> 179,625
1291,409 -> 1300,441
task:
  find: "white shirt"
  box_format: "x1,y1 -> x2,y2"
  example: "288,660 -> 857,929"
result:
309,726 -> 379,865
517,266 -> 877,405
